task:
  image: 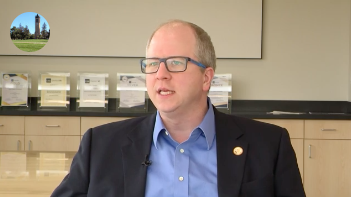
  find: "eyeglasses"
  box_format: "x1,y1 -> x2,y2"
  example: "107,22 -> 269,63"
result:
140,56 -> 206,74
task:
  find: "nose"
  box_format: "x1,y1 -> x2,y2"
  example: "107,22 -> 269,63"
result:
156,62 -> 171,80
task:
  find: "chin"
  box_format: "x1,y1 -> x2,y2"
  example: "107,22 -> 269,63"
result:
155,104 -> 177,114
157,106 -> 176,113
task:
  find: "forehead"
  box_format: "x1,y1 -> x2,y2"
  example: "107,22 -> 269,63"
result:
147,24 -> 196,58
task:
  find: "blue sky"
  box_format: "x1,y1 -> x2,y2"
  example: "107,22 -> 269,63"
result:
11,12 -> 50,34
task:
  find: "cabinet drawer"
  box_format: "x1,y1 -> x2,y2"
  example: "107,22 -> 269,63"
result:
25,136 -> 80,151
255,119 -> 304,138
81,117 -> 130,135
0,135 -> 24,151
0,116 -> 24,135
305,120 -> 351,139
25,117 -> 80,136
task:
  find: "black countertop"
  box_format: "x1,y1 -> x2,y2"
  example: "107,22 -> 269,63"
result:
1,111 -> 351,120
1,98 -> 351,120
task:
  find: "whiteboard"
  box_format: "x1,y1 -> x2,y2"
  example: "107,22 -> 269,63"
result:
0,0 -> 262,58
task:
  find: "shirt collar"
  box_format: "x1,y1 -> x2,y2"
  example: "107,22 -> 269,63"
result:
153,97 -> 216,150
153,111 -> 166,149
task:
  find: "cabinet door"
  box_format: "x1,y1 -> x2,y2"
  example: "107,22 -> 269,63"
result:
25,117 -> 80,136
291,139 -> 303,180
0,135 -> 24,151
81,117 -> 130,135
0,116 -> 24,134
304,140 -> 351,197
25,136 -> 80,152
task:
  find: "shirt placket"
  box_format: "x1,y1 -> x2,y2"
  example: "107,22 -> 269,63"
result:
173,143 -> 189,197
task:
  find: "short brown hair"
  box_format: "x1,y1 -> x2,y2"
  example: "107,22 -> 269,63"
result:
146,19 -> 217,71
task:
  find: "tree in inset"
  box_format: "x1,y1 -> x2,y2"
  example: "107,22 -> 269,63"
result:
23,25 -> 31,40
10,26 -> 17,39
41,22 -> 48,39
18,23 -> 24,39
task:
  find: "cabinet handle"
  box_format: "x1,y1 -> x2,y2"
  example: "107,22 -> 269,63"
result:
46,125 -> 60,127
309,145 -> 312,158
17,140 -> 21,151
0,124 -> 4,126
28,140 -> 32,150
321,128 -> 337,131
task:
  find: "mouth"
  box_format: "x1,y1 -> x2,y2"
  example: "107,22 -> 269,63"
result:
157,88 -> 175,95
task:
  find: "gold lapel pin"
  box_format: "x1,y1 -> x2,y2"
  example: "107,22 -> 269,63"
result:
233,147 -> 243,156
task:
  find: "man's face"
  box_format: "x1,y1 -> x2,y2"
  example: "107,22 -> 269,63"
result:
146,24 -> 211,115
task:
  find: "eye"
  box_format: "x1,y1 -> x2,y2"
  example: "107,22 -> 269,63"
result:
170,60 -> 184,66
147,61 -> 159,67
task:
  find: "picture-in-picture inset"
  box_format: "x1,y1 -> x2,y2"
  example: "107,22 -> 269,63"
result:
10,12 -> 50,52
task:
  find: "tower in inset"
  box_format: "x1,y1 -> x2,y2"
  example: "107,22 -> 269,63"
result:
35,14 -> 40,39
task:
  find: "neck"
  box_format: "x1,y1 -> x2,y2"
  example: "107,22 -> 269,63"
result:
159,99 -> 209,143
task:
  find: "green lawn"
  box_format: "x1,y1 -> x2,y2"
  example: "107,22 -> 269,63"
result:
12,39 -> 48,52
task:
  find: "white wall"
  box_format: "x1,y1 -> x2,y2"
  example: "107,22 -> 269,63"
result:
217,0 -> 350,101
0,0 -> 263,58
0,0 -> 350,101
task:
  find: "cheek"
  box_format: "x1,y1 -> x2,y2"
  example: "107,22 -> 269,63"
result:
145,77 -> 155,91
145,75 -> 154,84
180,73 -> 204,90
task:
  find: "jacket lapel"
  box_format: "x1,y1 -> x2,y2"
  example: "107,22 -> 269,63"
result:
215,109 -> 248,197
121,114 -> 155,197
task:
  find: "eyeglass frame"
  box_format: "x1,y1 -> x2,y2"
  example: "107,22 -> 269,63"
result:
140,56 -> 207,74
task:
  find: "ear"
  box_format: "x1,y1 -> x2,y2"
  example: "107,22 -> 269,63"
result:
203,67 -> 214,91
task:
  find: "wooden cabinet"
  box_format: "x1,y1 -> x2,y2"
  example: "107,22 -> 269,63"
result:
304,120 -> 351,197
0,116 -> 25,151
0,135 -> 24,151
80,117 -> 129,135
304,140 -> 351,197
25,117 -> 80,136
256,119 -> 304,178
0,116 -> 25,135
305,120 -> 351,139
24,117 -> 80,151
26,136 -> 80,152
1,116 -> 351,196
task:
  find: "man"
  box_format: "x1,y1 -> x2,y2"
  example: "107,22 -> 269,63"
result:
51,20 -> 305,197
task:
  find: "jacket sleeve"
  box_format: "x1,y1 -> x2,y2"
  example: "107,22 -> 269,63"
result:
51,128 -> 93,197
274,129 -> 306,197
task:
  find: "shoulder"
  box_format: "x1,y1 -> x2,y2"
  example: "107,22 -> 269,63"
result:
92,116 -> 149,132
217,113 -> 292,159
83,114 -> 155,143
233,115 -> 285,133
217,112 -> 288,142
218,111 -> 286,132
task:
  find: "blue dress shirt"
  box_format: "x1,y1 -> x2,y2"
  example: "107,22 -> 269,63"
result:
145,99 -> 218,197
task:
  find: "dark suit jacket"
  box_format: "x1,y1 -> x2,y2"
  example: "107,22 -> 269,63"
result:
51,109 -> 305,197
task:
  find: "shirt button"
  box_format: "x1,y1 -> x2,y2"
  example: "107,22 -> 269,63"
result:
180,149 -> 185,153
165,131 -> 169,135
179,176 -> 184,181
